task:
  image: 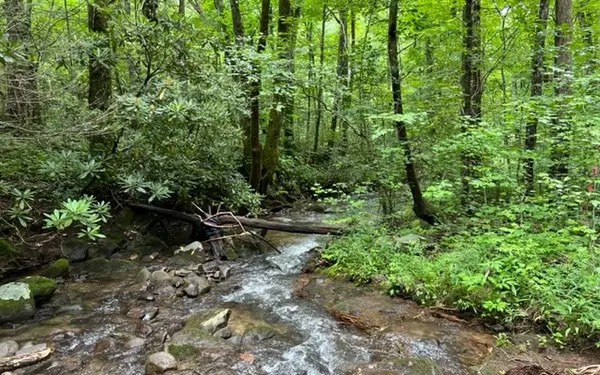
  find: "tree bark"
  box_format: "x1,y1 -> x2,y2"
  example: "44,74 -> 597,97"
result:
523,0 -> 549,194
388,0 -> 437,224
282,7 -> 301,153
313,5 -> 327,156
260,0 -> 293,193
306,22 -> 315,146
460,0 -> 483,205
3,0 -> 41,126
328,9 -> 349,150
550,0 -> 572,179
88,1 -> 112,111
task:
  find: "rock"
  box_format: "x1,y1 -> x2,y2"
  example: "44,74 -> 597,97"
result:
243,325 -> 277,342
21,276 -> 57,303
93,338 -> 116,354
214,327 -> 232,339
126,337 -> 145,349
153,285 -> 176,297
201,309 -> 231,334
145,352 -> 177,374
172,277 -> 185,288
135,267 -> 152,284
228,335 -> 242,346
0,340 -> 18,358
39,258 -> 69,279
88,236 -> 121,259
0,282 -> 35,324
184,273 -> 211,295
62,239 -> 89,263
143,307 -> 159,321
129,235 -> 168,257
202,261 -> 219,274
219,265 -> 231,279
183,283 -> 198,298
127,308 -> 146,319
150,270 -> 172,287
15,343 -> 48,356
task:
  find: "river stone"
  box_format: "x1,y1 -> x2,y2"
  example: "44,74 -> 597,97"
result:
183,283 -> 198,298
129,235 -> 168,257
243,325 -> 277,342
184,273 -> 211,295
21,276 -> 57,303
214,327 -> 232,339
62,239 -> 89,263
0,340 -> 18,358
15,343 -> 48,356
143,307 -> 159,321
0,282 -> 35,324
136,267 -> 152,284
126,337 -> 146,349
201,309 -> 231,334
40,258 -> 70,279
145,351 -> 177,374
202,261 -> 219,274
150,270 -> 172,287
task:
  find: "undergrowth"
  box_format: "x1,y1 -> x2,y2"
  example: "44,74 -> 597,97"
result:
323,207 -> 600,347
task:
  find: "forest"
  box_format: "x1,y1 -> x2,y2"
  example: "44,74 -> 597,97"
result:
0,0 -> 600,372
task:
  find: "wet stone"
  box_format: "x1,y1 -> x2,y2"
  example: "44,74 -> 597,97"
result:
0,340 -> 18,358
143,307 -> 159,321
201,309 -> 231,334
183,283 -> 198,298
126,337 -> 146,349
243,325 -> 277,342
145,351 -> 177,375
15,343 -> 48,356
214,327 -> 232,340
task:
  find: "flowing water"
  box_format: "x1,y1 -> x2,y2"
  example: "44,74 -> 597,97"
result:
0,208 -> 595,374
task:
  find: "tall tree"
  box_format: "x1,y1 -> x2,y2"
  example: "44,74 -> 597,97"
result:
3,0 -> 40,126
388,0 -> 436,224
261,0 -> 294,193
88,0 -> 112,111
460,0 -> 483,204
328,9 -> 349,149
312,5 -> 327,156
550,0 -> 573,178
524,0 -> 550,194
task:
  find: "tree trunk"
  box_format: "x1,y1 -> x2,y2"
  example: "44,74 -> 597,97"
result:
282,7 -> 301,153
88,1 -> 112,111
179,0 -> 185,16
142,0 -> 158,21
3,0 -> 40,127
306,22 -> 314,147
313,5 -> 327,156
460,0 -> 483,205
550,0 -> 572,178
328,10 -> 349,149
260,0 -> 293,193
523,0 -> 549,194
388,0 -> 437,224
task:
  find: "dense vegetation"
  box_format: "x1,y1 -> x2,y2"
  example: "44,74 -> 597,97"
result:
1,0 -> 599,346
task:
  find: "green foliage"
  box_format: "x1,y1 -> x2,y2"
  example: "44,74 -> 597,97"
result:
43,197 -> 111,240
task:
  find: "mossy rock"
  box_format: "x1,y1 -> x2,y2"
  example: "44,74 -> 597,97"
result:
165,343 -> 201,360
0,238 -> 18,256
0,282 -> 35,324
243,324 -> 277,342
21,276 -> 57,303
40,258 -> 70,279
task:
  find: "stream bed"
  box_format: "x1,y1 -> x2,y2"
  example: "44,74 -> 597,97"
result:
0,209 -> 595,375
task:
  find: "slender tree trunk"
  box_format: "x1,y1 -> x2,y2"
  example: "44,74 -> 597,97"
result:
313,5 -> 327,156
328,10 -> 349,149
550,0 -> 572,178
3,0 -> 40,126
88,1 -> 112,111
261,0 -> 293,193
388,0 -> 436,224
306,22 -> 315,146
460,0 -> 483,206
523,0 -> 549,194
179,0 -> 185,16
282,7 -> 301,153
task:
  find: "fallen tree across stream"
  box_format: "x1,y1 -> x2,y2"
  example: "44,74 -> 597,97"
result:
129,203 -> 344,236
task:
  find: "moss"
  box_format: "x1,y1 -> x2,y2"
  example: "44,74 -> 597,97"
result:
0,282 -> 35,323
40,258 -> 70,279
165,343 -> 201,360
21,276 -> 57,302
224,246 -> 239,261
0,238 -> 18,255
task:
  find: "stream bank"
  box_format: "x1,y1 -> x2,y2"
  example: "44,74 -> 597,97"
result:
0,208 -> 597,375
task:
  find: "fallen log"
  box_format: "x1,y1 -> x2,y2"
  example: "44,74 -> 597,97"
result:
129,203 -> 344,236
0,348 -> 53,372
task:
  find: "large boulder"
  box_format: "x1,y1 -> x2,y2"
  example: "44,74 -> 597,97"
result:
40,258 -> 69,279
184,273 -> 211,296
0,282 -> 35,324
21,276 -> 57,303
128,235 -> 168,257
145,351 -> 177,374
201,309 -> 231,334
0,340 -> 18,358
62,239 -> 89,263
